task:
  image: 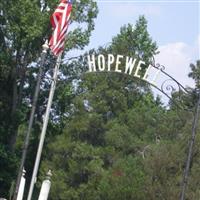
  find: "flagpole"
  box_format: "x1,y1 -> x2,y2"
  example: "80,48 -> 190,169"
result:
12,41 -> 49,200
27,53 -> 62,200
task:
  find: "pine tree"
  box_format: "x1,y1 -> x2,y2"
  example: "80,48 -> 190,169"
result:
40,16 -> 162,200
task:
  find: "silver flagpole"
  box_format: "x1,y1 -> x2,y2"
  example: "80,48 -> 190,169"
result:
27,53 -> 62,200
12,41 -> 49,200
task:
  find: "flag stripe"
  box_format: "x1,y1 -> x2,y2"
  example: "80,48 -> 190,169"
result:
49,0 -> 72,56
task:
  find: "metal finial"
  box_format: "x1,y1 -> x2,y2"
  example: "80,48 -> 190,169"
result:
46,170 -> 52,180
42,40 -> 49,52
22,168 -> 26,176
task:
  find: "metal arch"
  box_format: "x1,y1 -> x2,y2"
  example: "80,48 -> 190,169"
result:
148,59 -> 192,110
61,53 -> 194,111
62,54 -> 198,200
84,68 -> 191,111
150,56 -> 188,94
82,57 -> 198,200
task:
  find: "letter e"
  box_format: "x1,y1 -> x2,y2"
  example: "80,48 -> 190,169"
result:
115,55 -> 123,73
134,60 -> 145,78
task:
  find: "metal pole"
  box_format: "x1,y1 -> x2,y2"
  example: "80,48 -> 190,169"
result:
12,41 -> 49,200
180,90 -> 200,200
27,53 -> 62,200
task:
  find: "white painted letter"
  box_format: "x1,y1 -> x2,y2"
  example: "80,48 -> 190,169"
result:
134,60 -> 145,78
125,57 -> 137,75
98,54 -> 106,71
115,55 -> 123,73
108,54 -> 115,71
87,54 -> 96,72
151,68 -> 162,85
143,64 -> 152,81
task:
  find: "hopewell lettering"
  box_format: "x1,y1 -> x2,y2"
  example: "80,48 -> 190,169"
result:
87,54 -> 162,86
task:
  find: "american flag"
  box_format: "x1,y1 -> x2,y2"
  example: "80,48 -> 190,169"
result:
49,0 -> 72,56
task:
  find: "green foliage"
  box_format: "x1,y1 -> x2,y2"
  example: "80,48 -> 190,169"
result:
39,16 -> 163,200
111,15 -> 158,64
0,145 -> 18,196
39,18 -> 200,200
0,0 -> 98,197
188,60 -> 200,88
1,1 -> 200,198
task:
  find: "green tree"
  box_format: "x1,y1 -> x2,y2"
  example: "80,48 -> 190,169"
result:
0,0 -> 98,197
39,16 -> 160,200
188,60 -> 200,88
143,60 -> 200,200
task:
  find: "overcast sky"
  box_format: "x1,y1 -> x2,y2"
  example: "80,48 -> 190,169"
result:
84,0 -> 199,90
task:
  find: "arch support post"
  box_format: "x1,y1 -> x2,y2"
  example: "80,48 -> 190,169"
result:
180,90 -> 200,200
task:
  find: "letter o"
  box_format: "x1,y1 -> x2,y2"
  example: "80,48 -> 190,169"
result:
98,54 -> 105,71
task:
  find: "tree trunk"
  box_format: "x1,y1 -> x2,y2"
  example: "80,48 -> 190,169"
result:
8,64 -> 19,151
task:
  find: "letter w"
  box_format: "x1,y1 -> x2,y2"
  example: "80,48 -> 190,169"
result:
125,57 -> 136,75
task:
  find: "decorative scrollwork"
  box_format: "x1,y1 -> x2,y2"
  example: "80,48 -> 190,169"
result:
155,63 -> 165,71
161,79 -> 179,94
150,61 -> 191,111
